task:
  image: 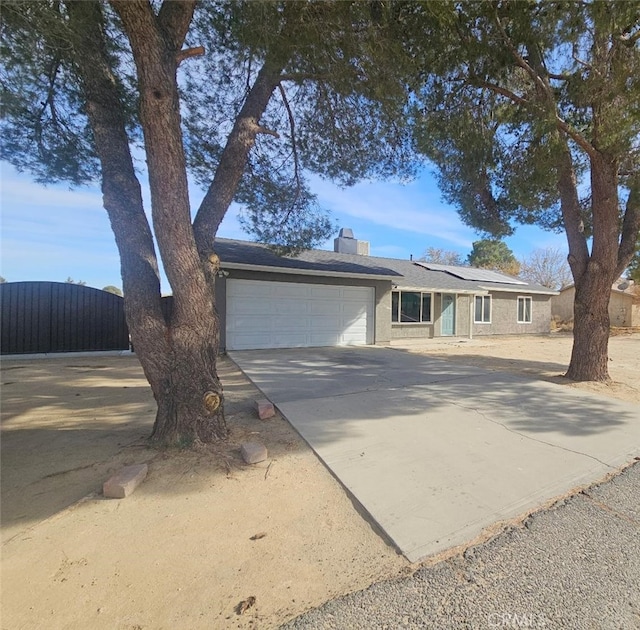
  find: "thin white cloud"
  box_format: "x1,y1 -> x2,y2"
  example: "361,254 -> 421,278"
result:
309,175 -> 476,249
1,173 -> 104,210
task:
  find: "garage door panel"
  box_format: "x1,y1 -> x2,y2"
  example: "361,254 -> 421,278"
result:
310,315 -> 347,330
226,279 -> 374,350
273,300 -> 309,315
309,332 -> 341,346
310,286 -> 342,299
273,284 -> 310,298
227,315 -> 267,331
310,302 -> 343,315
274,316 -> 312,331
229,281 -> 272,299
272,333 -> 311,347
342,287 -> 371,300
343,303 -> 367,317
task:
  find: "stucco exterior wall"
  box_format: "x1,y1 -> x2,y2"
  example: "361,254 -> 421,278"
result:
552,287 -> 634,327
551,287 -> 575,322
391,323 -> 435,339
457,294 -> 471,338
216,270 -> 392,350
391,293 -> 474,339
609,291 -> 634,327
473,292 -> 552,336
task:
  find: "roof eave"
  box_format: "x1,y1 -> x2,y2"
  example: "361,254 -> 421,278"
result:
478,284 -> 559,295
221,261 -> 399,281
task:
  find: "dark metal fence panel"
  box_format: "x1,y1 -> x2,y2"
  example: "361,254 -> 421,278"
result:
0,281 -> 129,354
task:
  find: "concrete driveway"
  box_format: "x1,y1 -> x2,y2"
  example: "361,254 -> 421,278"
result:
230,346 -> 640,562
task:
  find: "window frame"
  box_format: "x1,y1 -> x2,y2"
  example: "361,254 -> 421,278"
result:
517,296 -> 532,324
474,295 -> 492,324
391,290 -> 433,324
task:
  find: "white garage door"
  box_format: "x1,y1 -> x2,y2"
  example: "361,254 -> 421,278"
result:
226,279 -> 374,350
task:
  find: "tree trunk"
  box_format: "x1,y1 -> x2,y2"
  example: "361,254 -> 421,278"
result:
109,0 -> 229,445
563,150 -> 620,381
565,265 -> 612,381
72,0 -> 227,445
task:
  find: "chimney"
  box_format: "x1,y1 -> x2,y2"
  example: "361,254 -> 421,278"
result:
334,228 -> 370,256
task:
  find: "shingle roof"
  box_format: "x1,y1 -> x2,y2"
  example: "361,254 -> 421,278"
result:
214,238 -> 556,295
214,238 -> 402,278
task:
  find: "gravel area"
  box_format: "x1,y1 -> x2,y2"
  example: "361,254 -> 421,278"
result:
283,462 -> 640,630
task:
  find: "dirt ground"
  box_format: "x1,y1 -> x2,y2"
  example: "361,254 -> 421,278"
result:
2,332 -> 639,629
392,330 -> 640,405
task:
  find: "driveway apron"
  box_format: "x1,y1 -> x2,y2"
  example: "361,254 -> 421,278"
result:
230,346 -> 640,562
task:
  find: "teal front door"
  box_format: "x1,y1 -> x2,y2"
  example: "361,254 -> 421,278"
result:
441,294 -> 456,336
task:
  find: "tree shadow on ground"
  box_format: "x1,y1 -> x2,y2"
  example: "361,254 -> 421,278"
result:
0,355 -> 312,536
231,347 -> 637,446
426,352 -> 569,379
3,348 -> 638,540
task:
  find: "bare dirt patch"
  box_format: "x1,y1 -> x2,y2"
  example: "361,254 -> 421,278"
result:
391,331 -> 640,404
1,355 -> 406,629
2,333 -> 638,629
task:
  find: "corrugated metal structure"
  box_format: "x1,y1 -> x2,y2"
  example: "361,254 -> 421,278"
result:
0,281 -> 129,354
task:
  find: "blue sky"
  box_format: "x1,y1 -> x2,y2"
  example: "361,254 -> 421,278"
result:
1,160 -> 568,293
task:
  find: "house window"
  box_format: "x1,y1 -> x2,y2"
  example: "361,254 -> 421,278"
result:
517,296 -> 532,323
474,295 -> 491,323
392,291 -> 432,323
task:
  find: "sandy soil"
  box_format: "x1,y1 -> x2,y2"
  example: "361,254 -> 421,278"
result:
391,330 -> 640,404
1,355 -> 406,630
2,332 -> 639,629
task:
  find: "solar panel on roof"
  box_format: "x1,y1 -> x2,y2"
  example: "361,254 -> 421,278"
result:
414,261 -> 526,285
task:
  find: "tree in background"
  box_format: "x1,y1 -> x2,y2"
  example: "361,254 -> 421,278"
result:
65,277 -> 87,286
420,247 -> 464,266
1,1 -> 413,446
103,285 -> 123,296
0,277 -> 6,283
519,248 -> 572,291
412,1 -> 640,381
466,239 -> 520,276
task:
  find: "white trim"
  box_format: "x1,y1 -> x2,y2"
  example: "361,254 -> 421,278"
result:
391,290 -> 434,324
474,294 -> 492,324
396,286 -> 486,295
517,295 -> 533,324
480,284 -> 558,296
222,261 -> 397,280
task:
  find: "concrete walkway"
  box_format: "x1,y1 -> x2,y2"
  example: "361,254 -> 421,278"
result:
230,346 -> 640,562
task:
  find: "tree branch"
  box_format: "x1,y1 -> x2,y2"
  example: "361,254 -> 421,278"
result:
192,2 -> 305,253
157,0 -> 197,52
556,136 -> 589,281
280,72 -> 330,82
619,28 -> 640,46
572,53 -> 595,72
277,82 -> 301,226
472,79 -> 529,106
493,12 -> 546,89
554,115 -> 598,159
254,124 -> 279,137
278,84 -> 300,192
176,46 -> 204,65
66,0 -> 168,357
547,71 -> 570,81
